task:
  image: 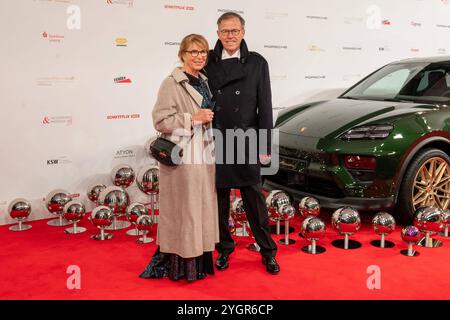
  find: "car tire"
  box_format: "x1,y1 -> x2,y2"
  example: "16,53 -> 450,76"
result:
396,148 -> 450,225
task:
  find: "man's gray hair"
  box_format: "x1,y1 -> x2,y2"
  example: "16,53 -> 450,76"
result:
217,12 -> 245,28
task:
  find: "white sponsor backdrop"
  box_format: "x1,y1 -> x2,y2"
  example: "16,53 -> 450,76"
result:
1,0 -> 450,224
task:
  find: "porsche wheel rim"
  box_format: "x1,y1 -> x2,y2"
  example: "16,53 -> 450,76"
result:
412,157 -> 450,210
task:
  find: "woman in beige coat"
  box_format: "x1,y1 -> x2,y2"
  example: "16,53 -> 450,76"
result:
140,34 -> 219,282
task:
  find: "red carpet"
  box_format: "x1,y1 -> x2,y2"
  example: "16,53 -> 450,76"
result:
1,211 -> 450,300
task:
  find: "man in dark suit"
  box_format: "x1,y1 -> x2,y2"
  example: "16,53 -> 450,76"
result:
204,12 -> 279,274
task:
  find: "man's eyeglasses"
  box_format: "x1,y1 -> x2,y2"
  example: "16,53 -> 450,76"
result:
219,29 -> 242,36
185,50 -> 208,57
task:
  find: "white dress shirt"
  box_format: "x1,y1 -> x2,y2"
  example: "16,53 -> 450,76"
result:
221,49 -> 241,60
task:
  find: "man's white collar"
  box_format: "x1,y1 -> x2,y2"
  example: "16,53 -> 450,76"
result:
222,49 -> 241,60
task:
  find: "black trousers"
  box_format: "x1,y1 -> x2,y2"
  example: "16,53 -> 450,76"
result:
216,184 -> 277,259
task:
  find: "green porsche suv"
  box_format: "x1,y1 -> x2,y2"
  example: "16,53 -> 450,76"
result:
264,56 -> 450,224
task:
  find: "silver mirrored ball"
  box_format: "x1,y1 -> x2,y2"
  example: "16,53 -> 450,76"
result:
372,212 -> 396,235
98,186 -> 130,215
442,209 -> 450,226
87,184 -> 106,203
136,215 -> 154,231
421,206 -> 443,233
45,189 -> 72,215
137,165 -> 159,194
332,206 -> 361,235
111,164 -> 135,188
126,202 -> 147,224
231,198 -> 247,222
90,206 -> 114,228
8,198 -> 32,220
301,217 -> 326,240
63,200 -> 86,222
298,196 -> 320,217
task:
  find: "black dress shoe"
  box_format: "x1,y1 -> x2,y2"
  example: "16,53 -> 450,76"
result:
262,257 -> 280,275
215,253 -> 229,271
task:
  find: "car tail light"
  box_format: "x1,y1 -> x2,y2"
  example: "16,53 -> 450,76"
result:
344,155 -> 376,170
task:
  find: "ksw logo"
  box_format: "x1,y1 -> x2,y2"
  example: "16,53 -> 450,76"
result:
47,157 -> 72,165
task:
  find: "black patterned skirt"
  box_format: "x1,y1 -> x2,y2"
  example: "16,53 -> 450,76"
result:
139,246 -> 215,282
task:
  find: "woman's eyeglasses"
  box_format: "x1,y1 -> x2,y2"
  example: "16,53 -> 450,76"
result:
185,50 -> 208,57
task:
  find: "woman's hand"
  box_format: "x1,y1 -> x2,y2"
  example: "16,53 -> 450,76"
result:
192,109 -> 214,125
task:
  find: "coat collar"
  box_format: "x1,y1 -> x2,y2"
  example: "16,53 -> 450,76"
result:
171,67 -> 208,83
212,39 -> 249,63
171,67 -> 207,108
208,41 -> 248,89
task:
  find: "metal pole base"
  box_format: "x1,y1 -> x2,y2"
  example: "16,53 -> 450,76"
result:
246,242 -> 260,252
438,226 -> 448,237
9,223 -> 32,232
126,228 -> 144,236
331,239 -> 362,250
65,226 -> 87,234
279,220 -> 295,245
417,236 -> 443,248
47,216 -> 72,226
371,239 -> 395,248
400,249 -> 420,257
301,245 -> 326,255
137,234 -> 154,244
91,232 -> 114,241
104,218 -> 131,230
270,225 -> 294,235
278,238 -> 295,245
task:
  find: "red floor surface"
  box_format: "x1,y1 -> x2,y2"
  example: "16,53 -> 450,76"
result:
1,211 -> 450,300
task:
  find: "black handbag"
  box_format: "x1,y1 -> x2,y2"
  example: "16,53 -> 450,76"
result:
149,136 -> 184,166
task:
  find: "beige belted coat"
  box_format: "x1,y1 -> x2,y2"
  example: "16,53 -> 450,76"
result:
152,67 -> 219,258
